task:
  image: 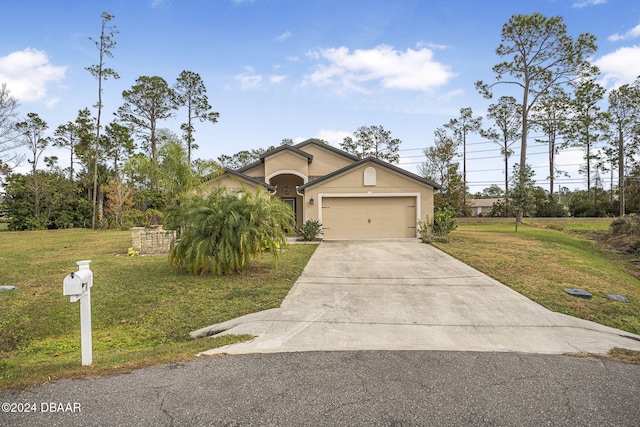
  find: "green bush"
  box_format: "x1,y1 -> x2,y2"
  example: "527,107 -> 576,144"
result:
432,206 -> 458,236
417,219 -> 432,243
297,219 -> 322,241
418,206 -> 458,244
2,172 -> 91,230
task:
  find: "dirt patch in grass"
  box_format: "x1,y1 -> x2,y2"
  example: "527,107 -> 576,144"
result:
568,347 -> 640,365
595,215 -> 640,259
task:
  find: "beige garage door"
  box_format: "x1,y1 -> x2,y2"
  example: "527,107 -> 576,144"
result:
321,197 -> 417,238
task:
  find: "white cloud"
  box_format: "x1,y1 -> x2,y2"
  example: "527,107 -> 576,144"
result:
277,31 -> 292,42
572,0 -> 606,8
236,73 -> 262,90
45,98 -> 60,108
593,45 -> 640,88
234,66 -> 262,90
416,41 -> 449,50
0,48 -> 66,102
304,45 -> 455,93
438,88 -> 464,101
151,0 -> 171,8
314,129 -> 351,146
270,74 -> 287,84
608,24 -> 640,42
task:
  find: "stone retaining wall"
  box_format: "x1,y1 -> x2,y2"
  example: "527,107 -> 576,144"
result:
130,226 -> 176,254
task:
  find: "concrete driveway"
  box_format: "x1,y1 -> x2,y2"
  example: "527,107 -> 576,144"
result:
198,239 -> 640,356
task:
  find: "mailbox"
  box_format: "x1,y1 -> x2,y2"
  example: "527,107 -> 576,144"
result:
62,260 -> 94,365
63,260 -> 93,299
63,270 -> 91,296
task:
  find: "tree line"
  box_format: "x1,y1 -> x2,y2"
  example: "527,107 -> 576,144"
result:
0,13 -> 219,230
2,12 -> 639,230
217,125 -> 401,170
420,13 -> 640,220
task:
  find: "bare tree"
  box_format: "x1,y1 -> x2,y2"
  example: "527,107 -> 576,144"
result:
564,75 -> 608,204
444,107 -> 482,207
0,83 -> 22,171
16,113 -> 49,174
53,120 -> 81,180
607,77 -> 640,216
16,113 -> 49,223
86,11 -> 119,229
530,87 -> 570,194
481,96 -> 521,214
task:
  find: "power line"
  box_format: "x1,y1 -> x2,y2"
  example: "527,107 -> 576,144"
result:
401,147 -> 607,162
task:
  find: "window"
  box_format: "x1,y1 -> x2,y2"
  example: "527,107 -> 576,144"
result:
364,167 -> 376,186
282,198 -> 296,213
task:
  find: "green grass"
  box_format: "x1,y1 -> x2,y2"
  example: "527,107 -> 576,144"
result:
0,229 -> 317,390
434,218 -> 640,337
3,220 -> 639,388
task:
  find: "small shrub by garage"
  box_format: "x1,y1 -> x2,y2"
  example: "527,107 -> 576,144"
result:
298,219 -> 322,241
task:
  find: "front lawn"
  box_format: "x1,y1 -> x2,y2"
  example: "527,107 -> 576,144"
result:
433,218 -> 640,336
0,229 -> 317,390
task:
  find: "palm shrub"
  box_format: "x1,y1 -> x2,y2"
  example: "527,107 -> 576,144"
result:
297,219 -> 322,241
169,187 -> 295,275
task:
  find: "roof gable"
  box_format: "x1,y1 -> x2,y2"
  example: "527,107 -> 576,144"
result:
298,156 -> 441,191
468,198 -> 502,208
259,144 -> 313,162
236,144 -> 313,174
294,138 -> 360,161
218,168 -> 275,191
235,138 -> 360,174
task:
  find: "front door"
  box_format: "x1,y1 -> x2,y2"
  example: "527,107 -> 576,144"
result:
282,198 -> 297,231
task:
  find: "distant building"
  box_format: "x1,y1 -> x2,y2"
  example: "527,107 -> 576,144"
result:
468,198 -> 503,217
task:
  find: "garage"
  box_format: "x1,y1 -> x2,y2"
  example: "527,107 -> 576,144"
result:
321,196 -> 417,239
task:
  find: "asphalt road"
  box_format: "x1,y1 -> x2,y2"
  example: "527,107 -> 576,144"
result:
2,351 -> 639,426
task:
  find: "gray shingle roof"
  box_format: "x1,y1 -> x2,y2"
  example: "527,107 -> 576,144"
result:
298,156 -> 441,190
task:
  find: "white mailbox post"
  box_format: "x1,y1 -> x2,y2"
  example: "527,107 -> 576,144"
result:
63,260 -> 93,366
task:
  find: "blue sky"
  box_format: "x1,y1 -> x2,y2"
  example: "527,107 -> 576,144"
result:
1,0 -> 639,192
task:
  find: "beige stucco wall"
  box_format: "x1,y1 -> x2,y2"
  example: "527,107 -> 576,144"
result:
240,163 -> 265,180
301,162 -> 435,235
201,174 -> 263,194
299,144 -> 355,178
233,143 -> 354,183
263,151 -> 309,182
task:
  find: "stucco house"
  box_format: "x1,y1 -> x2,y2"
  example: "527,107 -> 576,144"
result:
203,138 -> 441,239
468,198 -> 502,216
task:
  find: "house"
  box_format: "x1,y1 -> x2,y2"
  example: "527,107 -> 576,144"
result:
468,198 -> 502,216
203,138 -> 441,239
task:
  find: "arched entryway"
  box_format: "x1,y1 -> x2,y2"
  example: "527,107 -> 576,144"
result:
269,173 -> 305,228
